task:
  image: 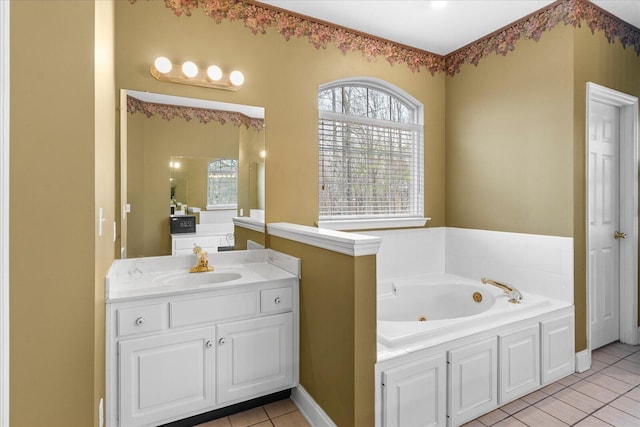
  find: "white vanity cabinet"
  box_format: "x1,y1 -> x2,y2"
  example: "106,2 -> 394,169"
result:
107,277 -> 298,427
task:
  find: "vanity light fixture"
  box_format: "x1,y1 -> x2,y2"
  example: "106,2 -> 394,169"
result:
150,57 -> 244,91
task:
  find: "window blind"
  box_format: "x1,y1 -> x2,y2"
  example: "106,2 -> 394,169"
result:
318,113 -> 423,219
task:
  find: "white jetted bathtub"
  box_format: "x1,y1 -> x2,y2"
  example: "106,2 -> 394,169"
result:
375,273 -> 574,427
377,273 -> 553,349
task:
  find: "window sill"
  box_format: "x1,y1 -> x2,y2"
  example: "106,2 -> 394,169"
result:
316,217 -> 430,231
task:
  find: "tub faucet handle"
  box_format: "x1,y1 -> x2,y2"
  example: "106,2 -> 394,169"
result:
481,277 -> 522,303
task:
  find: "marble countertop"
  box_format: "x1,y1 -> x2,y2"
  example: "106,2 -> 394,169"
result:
106,249 -> 299,303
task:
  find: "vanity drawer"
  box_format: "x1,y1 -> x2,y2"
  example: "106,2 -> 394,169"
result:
170,291 -> 258,328
117,303 -> 166,337
261,287 -> 293,314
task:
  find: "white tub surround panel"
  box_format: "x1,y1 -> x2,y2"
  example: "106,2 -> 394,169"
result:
445,228 -> 574,303
366,227 -> 445,295
267,222 -> 381,256
199,209 -> 236,224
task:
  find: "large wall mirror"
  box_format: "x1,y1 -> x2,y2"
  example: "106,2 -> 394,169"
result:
120,89 -> 265,258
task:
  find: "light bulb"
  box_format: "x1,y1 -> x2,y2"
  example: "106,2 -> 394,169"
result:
207,65 -> 223,81
260,150 -> 266,158
181,61 -> 199,78
229,70 -> 244,86
154,57 -> 172,74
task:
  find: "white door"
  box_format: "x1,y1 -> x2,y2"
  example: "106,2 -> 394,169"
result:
588,100 -> 621,350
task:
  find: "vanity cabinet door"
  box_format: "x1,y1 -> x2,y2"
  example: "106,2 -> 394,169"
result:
448,337 -> 498,426
382,354 -> 447,427
119,327 -> 216,427
217,312 -> 294,404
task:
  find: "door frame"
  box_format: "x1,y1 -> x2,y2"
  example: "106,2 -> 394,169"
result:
0,1 -> 9,425
586,82 -> 639,350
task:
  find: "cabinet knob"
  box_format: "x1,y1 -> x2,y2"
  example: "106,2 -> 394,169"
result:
218,337 -> 226,345
274,297 -> 281,304
135,317 -> 145,326
206,340 -> 214,349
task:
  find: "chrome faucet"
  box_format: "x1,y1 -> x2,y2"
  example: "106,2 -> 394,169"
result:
190,245 -> 214,273
481,277 -> 522,303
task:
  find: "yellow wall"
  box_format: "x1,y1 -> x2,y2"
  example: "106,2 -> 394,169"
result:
572,25 -> 640,347
126,112 -> 239,257
10,1 -> 115,426
239,126 -> 265,212
269,236 -> 377,427
115,0 -> 446,228
94,1 -> 116,426
233,226 -> 266,250
446,25 -> 574,236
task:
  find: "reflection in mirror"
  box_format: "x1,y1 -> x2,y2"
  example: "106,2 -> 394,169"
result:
170,156 -> 239,213
120,90 -> 265,258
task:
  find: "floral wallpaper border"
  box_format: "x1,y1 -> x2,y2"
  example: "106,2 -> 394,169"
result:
137,0 -> 640,76
127,95 -> 265,131
446,0 -> 640,75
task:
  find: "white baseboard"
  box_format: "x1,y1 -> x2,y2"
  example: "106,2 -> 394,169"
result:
575,349 -> 592,373
291,385 -> 336,427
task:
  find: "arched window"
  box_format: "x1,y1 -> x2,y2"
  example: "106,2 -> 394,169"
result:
318,78 -> 425,230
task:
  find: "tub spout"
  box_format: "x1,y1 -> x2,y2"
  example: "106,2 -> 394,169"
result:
481,278 -> 522,303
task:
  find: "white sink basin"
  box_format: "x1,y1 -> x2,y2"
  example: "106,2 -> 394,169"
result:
160,271 -> 242,287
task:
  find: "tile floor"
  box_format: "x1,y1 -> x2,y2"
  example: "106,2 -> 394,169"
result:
196,341 -> 640,427
464,341 -> 640,427
195,398 -> 310,427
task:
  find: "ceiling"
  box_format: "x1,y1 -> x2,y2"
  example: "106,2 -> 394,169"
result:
259,0 -> 640,55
